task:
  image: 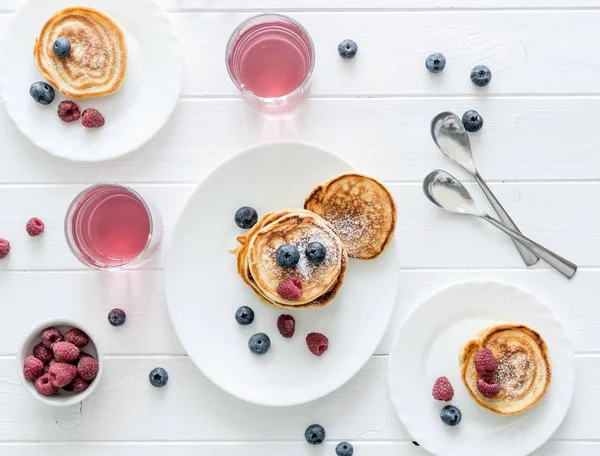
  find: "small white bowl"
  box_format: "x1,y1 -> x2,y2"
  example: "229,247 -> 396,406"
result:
17,319 -> 104,407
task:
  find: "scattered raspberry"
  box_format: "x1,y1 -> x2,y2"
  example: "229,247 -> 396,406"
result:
81,108 -> 105,128
33,343 -> 53,364
49,362 -> 78,387
23,356 -> 44,381
277,277 -> 303,301
34,373 -> 59,396
41,328 -> 63,349
57,100 -> 81,122
432,376 -> 454,401
25,217 -> 45,236
477,374 -> 501,398
52,341 -> 79,363
64,328 -> 90,348
306,332 -> 329,356
0,239 -> 10,259
77,356 -> 99,381
71,376 -> 89,392
475,348 -> 498,374
277,314 -> 296,338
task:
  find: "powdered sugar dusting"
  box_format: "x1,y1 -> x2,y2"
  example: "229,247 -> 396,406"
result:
494,350 -> 534,401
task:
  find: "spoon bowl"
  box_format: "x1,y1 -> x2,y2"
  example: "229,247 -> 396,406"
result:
423,170 -> 482,215
430,112 -> 476,174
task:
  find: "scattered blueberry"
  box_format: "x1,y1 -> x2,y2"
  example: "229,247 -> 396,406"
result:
470,65 -> 492,87
462,110 -> 484,132
440,405 -> 462,426
234,206 -> 258,229
29,82 -> 55,105
304,424 -> 326,445
338,39 -> 358,59
248,333 -> 271,355
425,52 -> 446,73
108,308 -> 126,327
276,244 -> 300,268
235,306 -> 254,325
305,241 -> 326,263
53,37 -> 71,58
149,367 -> 169,387
336,441 -> 354,456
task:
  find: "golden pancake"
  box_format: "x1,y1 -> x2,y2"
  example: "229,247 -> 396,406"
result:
304,173 -> 396,260
34,7 -> 127,98
459,323 -> 551,415
234,210 -> 348,310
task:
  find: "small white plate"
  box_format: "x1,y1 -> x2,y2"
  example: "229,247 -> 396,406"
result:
165,142 -> 400,406
388,281 -> 575,456
0,0 -> 183,162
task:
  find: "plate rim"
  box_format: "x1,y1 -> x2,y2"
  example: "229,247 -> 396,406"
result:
165,140 -> 399,407
387,279 -> 576,456
0,0 -> 183,162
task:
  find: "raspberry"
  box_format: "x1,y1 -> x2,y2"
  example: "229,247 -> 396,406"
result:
477,374 -> 501,398
25,218 -> 45,236
52,341 -> 79,363
64,328 -> 90,348
57,100 -> 81,122
306,332 -> 329,356
81,108 -> 105,128
277,314 -> 295,338
77,356 -> 98,381
43,359 -> 56,374
0,239 -> 10,259
277,277 -> 302,301
475,348 -> 498,374
49,363 -> 78,387
33,343 -> 53,364
35,373 -> 59,396
23,356 -> 44,381
77,351 -> 92,362
72,376 -> 89,392
41,328 -> 62,349
432,376 -> 454,402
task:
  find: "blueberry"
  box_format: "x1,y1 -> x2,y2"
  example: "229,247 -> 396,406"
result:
235,306 -> 254,325
425,52 -> 446,73
248,333 -> 271,355
470,65 -> 492,87
305,242 -> 326,263
29,81 -> 55,105
108,308 -> 126,327
304,424 -> 326,445
336,441 -> 354,456
149,367 -> 169,387
53,37 -> 71,58
276,244 -> 300,268
338,39 -> 358,59
235,206 -> 258,229
440,405 -> 462,426
462,110 -> 484,132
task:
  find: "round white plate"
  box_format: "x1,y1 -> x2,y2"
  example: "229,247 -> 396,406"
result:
166,142 -> 400,406
0,0 -> 182,162
388,281 -> 575,456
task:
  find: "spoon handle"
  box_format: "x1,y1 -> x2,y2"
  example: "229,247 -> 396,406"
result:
474,173 -> 540,267
481,214 -> 577,279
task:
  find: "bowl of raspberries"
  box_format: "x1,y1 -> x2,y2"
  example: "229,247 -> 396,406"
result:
18,319 -> 103,406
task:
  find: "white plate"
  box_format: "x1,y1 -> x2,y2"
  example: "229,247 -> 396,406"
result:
0,0 -> 182,162
165,142 -> 400,406
388,281 -> 575,456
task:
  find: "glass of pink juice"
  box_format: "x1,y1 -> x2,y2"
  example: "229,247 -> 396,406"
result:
226,14 -> 315,111
64,184 -> 162,270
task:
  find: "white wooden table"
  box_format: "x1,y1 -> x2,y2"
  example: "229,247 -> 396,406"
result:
1,0 -> 598,454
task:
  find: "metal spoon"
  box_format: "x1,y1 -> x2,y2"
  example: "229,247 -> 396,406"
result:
423,170 -> 577,279
430,111 -> 539,267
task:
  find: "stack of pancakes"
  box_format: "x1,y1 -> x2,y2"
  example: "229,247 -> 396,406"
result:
234,173 -> 397,310
460,323 -> 552,415
34,7 -> 127,98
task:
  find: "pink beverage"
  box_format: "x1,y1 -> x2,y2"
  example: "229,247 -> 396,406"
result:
226,14 -> 315,111
65,184 -> 161,269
